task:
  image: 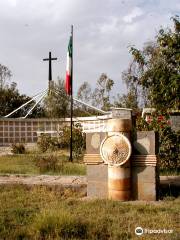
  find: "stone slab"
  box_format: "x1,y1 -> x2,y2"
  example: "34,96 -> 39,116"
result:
131,166 -> 158,200
87,164 -> 108,182
87,165 -> 108,198
133,131 -> 158,155
87,181 -> 108,198
111,108 -> 132,119
86,132 -> 106,154
131,166 -> 156,183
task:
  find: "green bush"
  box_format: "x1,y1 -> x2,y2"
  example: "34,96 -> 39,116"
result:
37,134 -> 61,152
36,124 -> 86,159
136,116 -> 180,173
60,123 -> 86,159
37,134 -> 52,152
35,154 -> 59,173
11,143 -> 26,154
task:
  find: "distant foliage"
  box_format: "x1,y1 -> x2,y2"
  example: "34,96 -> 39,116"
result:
11,143 -> 26,154
0,81 -> 45,118
0,63 -> 12,89
92,73 -> 114,111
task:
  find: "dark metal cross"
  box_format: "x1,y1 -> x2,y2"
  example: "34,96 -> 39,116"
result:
43,52 -> 57,81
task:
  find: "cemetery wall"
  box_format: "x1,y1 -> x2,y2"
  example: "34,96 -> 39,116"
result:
0,116 -> 110,146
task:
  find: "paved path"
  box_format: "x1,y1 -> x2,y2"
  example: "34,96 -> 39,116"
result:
0,174 -> 87,187
0,175 -> 179,186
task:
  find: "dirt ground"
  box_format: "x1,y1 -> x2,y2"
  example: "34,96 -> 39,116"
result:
0,174 -> 87,187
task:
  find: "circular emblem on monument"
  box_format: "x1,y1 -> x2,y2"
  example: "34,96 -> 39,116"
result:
100,133 -> 132,166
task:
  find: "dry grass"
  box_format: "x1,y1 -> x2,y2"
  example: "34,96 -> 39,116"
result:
0,154 -> 86,175
0,185 -> 179,240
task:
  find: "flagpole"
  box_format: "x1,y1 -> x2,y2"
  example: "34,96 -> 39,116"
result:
69,25 -> 73,162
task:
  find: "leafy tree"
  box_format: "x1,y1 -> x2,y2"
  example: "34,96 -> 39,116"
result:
43,79 -> 70,118
0,64 -> 12,89
123,16 -> 180,112
92,73 -> 114,111
76,81 -> 99,116
0,82 -> 45,118
77,81 -> 92,103
113,89 -> 139,111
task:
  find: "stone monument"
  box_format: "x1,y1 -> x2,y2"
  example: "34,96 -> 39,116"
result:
84,108 -> 159,201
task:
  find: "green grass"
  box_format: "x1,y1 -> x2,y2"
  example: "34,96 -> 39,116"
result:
0,185 -> 179,239
0,154 -> 86,175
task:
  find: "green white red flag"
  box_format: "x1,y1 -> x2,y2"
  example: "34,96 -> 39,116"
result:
65,35 -> 72,95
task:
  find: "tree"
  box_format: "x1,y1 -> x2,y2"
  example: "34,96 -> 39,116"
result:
0,64 -> 12,89
123,16 -> 180,113
77,81 -> 92,103
92,73 -> 114,111
0,82 -> 45,117
113,90 -> 139,111
43,79 -> 70,118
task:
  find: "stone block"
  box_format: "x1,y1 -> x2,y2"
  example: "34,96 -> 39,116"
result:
87,164 -> 108,182
87,165 -> 108,198
86,132 -> 106,154
133,131 -> 158,155
87,181 -> 108,198
111,108 -> 132,119
132,166 -> 156,183
138,182 -> 156,201
131,166 -> 158,200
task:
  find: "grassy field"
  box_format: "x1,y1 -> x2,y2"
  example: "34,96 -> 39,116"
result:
0,153 -> 178,176
0,185 -> 179,240
0,153 -> 86,175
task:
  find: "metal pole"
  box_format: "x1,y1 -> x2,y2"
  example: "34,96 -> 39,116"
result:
69,25 -> 73,162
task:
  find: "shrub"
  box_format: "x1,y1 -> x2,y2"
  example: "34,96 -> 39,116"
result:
36,124 -> 86,159
37,134 -> 53,152
60,123 -> 86,159
11,143 -> 26,154
35,154 -> 59,173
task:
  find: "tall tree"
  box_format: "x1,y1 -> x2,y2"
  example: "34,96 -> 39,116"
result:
0,82 -> 45,118
92,73 -> 114,111
0,64 -> 12,89
113,90 -> 139,111
77,81 -> 92,103
123,16 -> 180,112
43,78 -> 70,118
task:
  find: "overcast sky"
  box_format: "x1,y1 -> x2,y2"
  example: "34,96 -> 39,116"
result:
0,0 -> 179,97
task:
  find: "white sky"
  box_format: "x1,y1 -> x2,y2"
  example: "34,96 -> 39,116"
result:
0,0 -> 179,97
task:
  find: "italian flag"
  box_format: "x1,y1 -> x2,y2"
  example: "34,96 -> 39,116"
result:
65,35 -> 72,95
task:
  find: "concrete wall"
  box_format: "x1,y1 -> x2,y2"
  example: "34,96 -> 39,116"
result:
0,116 -> 111,146
0,118 -> 65,145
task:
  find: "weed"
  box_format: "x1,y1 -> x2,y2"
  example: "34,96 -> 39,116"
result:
11,143 -> 26,154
